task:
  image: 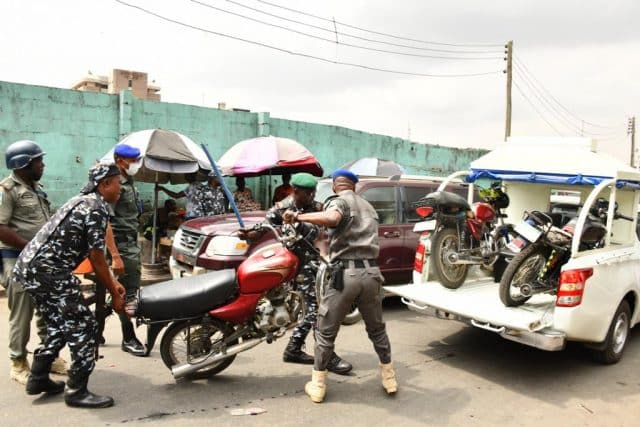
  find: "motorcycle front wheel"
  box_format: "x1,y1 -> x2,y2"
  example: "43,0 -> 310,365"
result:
431,227 -> 469,289
160,318 -> 237,380
499,243 -> 550,307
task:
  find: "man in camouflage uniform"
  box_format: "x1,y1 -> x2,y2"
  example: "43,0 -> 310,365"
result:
0,140 -> 67,384
283,170 -> 397,403
107,144 -> 146,356
243,173 -> 351,375
13,163 -> 126,408
160,172 -> 226,218
201,173 -> 227,216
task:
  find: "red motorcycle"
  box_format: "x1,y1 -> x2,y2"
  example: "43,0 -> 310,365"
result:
128,221 -> 318,380
414,183 -> 513,289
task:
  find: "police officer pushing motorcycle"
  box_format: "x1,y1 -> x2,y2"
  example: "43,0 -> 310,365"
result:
283,169 -> 398,403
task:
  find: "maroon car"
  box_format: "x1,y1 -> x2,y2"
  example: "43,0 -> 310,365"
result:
170,175 -> 472,322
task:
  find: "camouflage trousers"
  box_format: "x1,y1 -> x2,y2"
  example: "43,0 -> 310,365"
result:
23,271 -> 97,377
289,265 -> 318,347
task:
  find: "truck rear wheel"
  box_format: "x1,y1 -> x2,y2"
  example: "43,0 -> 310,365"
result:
431,227 -> 468,289
592,300 -> 631,365
499,243 -> 549,307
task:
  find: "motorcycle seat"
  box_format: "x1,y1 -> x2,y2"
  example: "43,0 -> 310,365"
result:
136,269 -> 237,320
424,191 -> 471,211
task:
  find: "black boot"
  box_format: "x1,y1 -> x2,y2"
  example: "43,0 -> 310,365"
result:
26,354 -> 65,395
327,352 -> 352,375
121,320 -> 146,357
64,372 -> 114,408
282,340 -> 314,365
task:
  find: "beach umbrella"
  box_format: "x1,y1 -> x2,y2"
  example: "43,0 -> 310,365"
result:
217,136 -> 323,177
340,157 -> 407,176
100,129 -> 214,264
100,129 -> 212,184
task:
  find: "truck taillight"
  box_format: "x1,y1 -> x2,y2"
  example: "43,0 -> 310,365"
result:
414,234 -> 428,273
556,268 -> 593,307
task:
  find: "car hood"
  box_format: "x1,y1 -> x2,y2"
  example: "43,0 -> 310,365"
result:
181,211 -> 267,236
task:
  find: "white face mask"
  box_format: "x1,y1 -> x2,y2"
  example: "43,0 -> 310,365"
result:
126,160 -> 142,176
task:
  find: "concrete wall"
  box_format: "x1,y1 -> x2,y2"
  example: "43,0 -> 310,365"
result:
0,80 -> 487,208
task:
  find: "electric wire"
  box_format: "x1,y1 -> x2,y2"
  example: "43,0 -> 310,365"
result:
513,65 -> 607,137
114,0 -> 503,78
514,54 -> 617,130
213,0 -> 503,54
513,80 -> 564,136
254,0 -> 504,48
189,0 -> 503,60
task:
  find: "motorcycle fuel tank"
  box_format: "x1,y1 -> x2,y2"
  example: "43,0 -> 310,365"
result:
472,202 -> 496,223
237,243 -> 299,293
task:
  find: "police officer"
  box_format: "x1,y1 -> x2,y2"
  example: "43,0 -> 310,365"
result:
108,144 -> 145,356
283,169 -> 397,403
13,163 -> 127,408
159,171 -> 226,219
253,173 -> 351,374
0,140 -> 67,384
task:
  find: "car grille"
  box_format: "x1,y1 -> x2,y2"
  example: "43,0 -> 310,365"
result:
177,229 -> 204,252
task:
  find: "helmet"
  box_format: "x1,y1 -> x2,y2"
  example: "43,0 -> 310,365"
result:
5,140 -> 45,170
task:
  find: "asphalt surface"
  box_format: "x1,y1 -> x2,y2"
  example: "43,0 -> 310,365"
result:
1,297 -> 639,427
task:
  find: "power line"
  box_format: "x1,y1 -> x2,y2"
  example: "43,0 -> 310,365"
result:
214,0 -> 503,54
114,0 -> 503,78
255,0 -> 504,48
514,54 -> 617,129
513,65 -> 601,136
189,0 -> 503,61
513,80 -> 564,136
513,63 -> 620,137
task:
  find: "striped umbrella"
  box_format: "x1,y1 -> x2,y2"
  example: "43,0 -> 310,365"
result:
217,136 -> 323,177
340,157 -> 407,177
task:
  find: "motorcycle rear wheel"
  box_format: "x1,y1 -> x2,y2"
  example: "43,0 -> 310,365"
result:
499,243 -> 550,307
431,227 -> 469,289
160,318 -> 237,380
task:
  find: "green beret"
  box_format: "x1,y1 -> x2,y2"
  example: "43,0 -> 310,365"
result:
291,172 -> 317,189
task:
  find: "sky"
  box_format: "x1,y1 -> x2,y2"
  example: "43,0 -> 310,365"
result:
0,0 -> 638,162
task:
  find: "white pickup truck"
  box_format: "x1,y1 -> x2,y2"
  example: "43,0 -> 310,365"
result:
386,137 -> 640,363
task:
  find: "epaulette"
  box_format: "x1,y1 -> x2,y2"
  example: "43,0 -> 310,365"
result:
0,176 -> 16,192
323,194 -> 339,204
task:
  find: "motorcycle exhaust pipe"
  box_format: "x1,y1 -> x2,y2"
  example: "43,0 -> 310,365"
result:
171,337 -> 266,379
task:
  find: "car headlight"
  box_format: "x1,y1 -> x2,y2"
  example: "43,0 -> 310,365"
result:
205,236 -> 249,257
171,228 -> 183,250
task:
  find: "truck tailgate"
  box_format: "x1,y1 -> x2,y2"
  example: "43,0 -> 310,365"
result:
385,278 -> 557,332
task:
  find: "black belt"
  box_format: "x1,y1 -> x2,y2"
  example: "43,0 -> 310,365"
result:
341,259 -> 377,268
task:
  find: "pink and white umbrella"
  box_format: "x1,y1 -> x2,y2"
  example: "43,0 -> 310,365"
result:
217,136 -> 323,177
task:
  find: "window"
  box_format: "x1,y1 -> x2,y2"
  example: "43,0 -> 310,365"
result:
402,185 -> 438,223
361,186 -> 397,224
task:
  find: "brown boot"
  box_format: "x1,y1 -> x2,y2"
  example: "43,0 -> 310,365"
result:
380,362 -> 398,394
50,357 -> 69,375
304,369 -> 327,403
10,358 -> 30,385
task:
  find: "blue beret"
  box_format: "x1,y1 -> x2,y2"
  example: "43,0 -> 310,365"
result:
114,144 -> 141,159
331,169 -> 359,183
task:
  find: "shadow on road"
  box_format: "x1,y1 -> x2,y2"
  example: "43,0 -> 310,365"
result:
420,321 -> 640,407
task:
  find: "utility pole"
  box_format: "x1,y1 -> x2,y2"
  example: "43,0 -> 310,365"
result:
504,40 -> 513,141
630,117 -> 636,167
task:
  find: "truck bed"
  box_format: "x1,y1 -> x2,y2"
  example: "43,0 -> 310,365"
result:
386,278 -> 557,333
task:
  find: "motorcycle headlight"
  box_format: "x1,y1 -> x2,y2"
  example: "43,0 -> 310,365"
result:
205,236 -> 249,257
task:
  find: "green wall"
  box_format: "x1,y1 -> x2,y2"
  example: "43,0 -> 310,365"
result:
0,80 -> 487,209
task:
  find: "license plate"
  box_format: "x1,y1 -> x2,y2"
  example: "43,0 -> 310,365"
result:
414,220 -> 437,232
514,221 -> 542,243
507,237 -> 527,253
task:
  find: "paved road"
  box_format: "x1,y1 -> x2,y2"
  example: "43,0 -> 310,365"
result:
1,297 -> 638,426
